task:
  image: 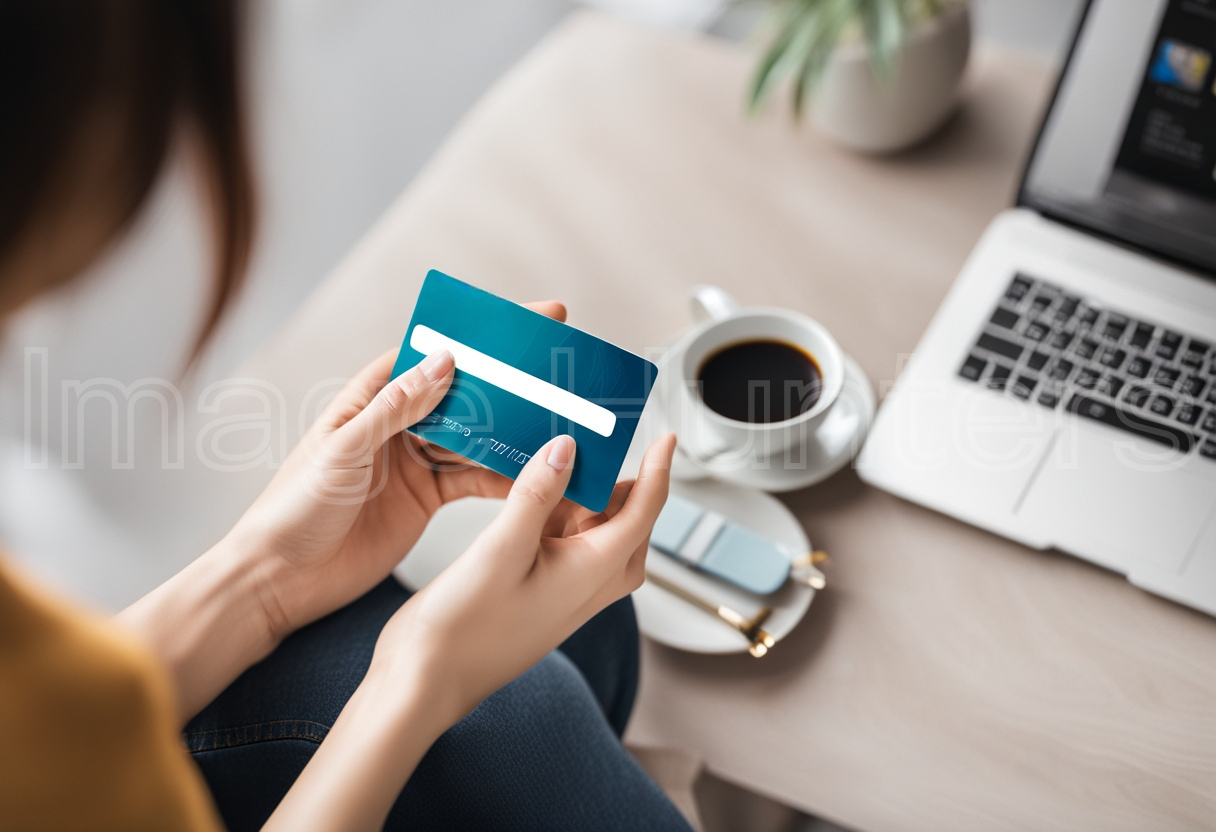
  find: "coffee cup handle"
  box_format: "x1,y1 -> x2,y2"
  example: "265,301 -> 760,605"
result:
689,285 -> 739,324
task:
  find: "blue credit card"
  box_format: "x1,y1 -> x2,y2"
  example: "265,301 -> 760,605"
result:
391,270 -> 658,512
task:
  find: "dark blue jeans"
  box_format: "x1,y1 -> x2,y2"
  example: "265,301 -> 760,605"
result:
185,578 -> 691,831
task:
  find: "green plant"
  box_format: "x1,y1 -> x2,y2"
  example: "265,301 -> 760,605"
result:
749,0 -> 956,118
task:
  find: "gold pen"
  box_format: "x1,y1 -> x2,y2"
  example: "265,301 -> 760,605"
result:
644,570 -> 777,658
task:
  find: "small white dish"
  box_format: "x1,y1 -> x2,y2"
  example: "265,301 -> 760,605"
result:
393,483 -> 815,657
395,498 -> 501,592
628,349 -> 875,493
636,477 -> 815,655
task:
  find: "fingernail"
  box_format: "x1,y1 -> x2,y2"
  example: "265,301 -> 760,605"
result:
419,350 -> 453,381
547,435 -> 575,470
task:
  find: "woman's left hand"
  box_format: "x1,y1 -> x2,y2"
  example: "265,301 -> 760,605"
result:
227,301 -> 567,640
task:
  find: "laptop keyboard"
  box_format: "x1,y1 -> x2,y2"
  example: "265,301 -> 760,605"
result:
959,274 -> 1216,461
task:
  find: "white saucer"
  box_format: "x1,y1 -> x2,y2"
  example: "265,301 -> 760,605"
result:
394,498 -> 502,593
626,351 -> 876,493
393,480 -> 816,657
636,477 -> 815,654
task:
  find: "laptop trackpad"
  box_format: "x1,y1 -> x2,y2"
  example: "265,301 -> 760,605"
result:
1017,428 -> 1215,575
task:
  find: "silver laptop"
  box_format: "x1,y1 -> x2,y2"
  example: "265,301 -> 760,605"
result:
857,0 -> 1216,616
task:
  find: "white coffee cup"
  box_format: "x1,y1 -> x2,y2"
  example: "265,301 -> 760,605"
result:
661,286 -> 844,473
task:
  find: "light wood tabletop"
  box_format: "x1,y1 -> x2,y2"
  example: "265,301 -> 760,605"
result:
234,12 -> 1216,831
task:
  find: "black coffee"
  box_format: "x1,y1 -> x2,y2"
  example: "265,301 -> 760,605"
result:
696,339 -> 822,424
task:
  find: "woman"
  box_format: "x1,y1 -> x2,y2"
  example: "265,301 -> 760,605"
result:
0,2 -> 690,830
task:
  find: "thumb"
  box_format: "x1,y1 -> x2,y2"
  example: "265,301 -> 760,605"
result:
487,435 -> 577,557
330,350 -> 454,463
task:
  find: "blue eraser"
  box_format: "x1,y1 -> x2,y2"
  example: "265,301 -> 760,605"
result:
649,495 -> 792,595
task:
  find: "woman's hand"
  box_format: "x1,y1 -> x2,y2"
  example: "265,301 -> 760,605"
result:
229,301 -> 568,641
374,431 -> 676,717
264,432 -> 677,832
122,302 -> 570,721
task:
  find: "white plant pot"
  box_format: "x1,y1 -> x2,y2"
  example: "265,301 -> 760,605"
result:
810,3 -> 971,153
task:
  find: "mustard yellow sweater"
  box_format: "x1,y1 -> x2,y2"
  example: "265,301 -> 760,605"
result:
0,558 -> 221,831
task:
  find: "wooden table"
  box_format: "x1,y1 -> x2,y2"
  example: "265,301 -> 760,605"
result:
234,12 -> 1216,830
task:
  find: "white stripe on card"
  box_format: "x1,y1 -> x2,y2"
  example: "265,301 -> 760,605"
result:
410,324 -> 617,438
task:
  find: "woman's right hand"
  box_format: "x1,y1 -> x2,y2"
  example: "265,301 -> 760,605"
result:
369,431 -> 676,726
264,432 -> 675,831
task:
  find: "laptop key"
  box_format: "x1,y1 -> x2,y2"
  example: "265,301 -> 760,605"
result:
1030,294 -> 1053,312
1037,388 -> 1061,409
1012,375 -> 1038,400
1202,439 -> 1216,461
1097,375 -> 1124,398
1025,321 -> 1050,341
1075,338 -> 1099,360
1207,387 -> 1216,406
988,364 -> 1012,391
977,333 -> 1023,362
1126,356 -> 1151,378
1150,395 -> 1176,418
990,307 -> 1020,329
1049,330 -> 1074,351
1078,307 -> 1099,325
1176,403 -> 1202,427
1157,331 -> 1182,360
1126,385 -> 1152,408
1005,276 -> 1033,301
1129,324 -> 1154,349
1180,374 -> 1206,398
1103,315 -> 1128,340
1203,411 -> 1216,434
1027,351 -> 1050,371
1075,367 -> 1100,389
1050,359 -> 1074,382
1182,350 -> 1205,369
1097,346 -> 1126,370
1154,366 -> 1180,388
959,354 -> 987,382
1067,394 -> 1195,452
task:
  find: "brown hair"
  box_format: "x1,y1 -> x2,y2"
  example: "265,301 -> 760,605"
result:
0,0 -> 255,360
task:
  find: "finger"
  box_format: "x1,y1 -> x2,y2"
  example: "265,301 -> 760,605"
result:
405,435 -> 513,502
524,300 -> 567,323
579,433 -> 675,555
328,350 -> 454,463
541,494 -> 607,539
414,440 -> 475,468
346,349 -> 398,391
621,538 -> 649,592
543,476 -> 632,539
576,480 -> 634,534
315,349 -> 398,432
487,435 -> 577,556
569,535 -> 650,626
435,465 -> 514,503
602,479 -> 634,519
542,500 -> 581,539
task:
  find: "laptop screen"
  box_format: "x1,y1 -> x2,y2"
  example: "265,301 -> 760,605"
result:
1021,0 -> 1216,278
